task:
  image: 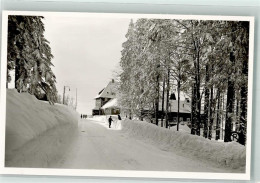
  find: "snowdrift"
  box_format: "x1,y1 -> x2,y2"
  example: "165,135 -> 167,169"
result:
5,89 -> 79,167
170,123 -> 191,133
92,115 -> 110,123
121,119 -> 246,171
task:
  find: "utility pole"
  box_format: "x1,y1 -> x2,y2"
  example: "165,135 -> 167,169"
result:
63,86 -> 65,104
63,86 -> 70,105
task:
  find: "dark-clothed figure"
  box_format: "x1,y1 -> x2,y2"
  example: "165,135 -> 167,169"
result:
81,114 -> 82,119
118,114 -> 122,120
108,116 -> 113,128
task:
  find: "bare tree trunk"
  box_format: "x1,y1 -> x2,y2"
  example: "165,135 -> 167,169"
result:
208,87 -> 214,140
240,53 -> 248,145
224,52 -> 235,142
161,77 -> 165,127
222,93 -> 225,140
191,83 -> 196,135
177,80 -> 180,131
203,63 -> 210,138
239,21 -> 249,145
15,64 -> 20,92
236,97 -> 240,130
165,68 -> 170,128
215,90 -> 221,140
193,43 -> 201,136
155,74 -> 159,126
195,75 -> 201,136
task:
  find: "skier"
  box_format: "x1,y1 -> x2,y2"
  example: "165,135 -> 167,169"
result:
118,114 -> 122,120
81,114 -> 82,119
108,116 -> 113,128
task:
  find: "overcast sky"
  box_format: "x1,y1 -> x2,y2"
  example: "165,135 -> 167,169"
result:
43,15 -> 130,115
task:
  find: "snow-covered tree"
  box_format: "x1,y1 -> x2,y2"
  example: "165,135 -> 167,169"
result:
118,18 -> 249,143
7,15 -> 57,104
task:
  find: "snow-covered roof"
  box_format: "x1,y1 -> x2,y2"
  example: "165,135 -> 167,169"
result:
94,81 -> 117,99
169,100 -> 191,113
101,98 -> 118,109
159,100 -> 191,113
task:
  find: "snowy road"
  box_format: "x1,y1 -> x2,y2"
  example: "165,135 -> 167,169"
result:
53,119 -> 232,172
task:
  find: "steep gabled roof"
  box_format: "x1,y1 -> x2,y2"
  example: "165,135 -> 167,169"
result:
94,81 -> 117,99
158,100 -> 191,113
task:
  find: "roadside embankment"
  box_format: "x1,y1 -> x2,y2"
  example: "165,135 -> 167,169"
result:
5,89 -> 79,167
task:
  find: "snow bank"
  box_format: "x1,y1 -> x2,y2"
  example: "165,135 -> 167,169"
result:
170,124 -> 191,133
5,89 -> 79,167
92,115 -> 110,123
121,119 -> 246,171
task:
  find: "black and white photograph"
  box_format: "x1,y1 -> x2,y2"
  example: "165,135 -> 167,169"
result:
0,11 -> 254,180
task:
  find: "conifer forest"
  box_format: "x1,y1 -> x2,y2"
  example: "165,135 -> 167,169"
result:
7,15 -> 58,104
118,19 -> 249,144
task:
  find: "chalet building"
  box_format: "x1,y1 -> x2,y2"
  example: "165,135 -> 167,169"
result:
152,93 -> 192,123
160,98 -> 191,122
92,79 -> 120,115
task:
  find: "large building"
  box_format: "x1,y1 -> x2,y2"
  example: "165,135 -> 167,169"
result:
143,93 -> 191,124
158,97 -> 191,123
92,79 -> 120,115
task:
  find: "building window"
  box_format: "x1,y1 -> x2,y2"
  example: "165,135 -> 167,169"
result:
180,117 -> 183,121
187,118 -> 190,121
185,98 -> 190,103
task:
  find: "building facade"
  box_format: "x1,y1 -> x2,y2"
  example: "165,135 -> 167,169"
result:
92,79 -> 120,115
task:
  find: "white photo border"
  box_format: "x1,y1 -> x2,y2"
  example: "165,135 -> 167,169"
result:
0,10 -> 255,180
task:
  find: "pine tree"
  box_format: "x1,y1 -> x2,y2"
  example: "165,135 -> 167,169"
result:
7,15 -> 57,104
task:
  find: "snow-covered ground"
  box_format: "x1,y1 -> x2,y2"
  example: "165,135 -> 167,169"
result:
91,115 -> 122,130
5,89 -> 79,167
121,119 -> 246,171
90,116 -> 245,171
4,91 -> 245,172
51,119 -> 236,173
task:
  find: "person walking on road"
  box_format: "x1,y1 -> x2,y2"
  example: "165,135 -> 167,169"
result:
118,114 -> 121,120
108,116 -> 113,128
